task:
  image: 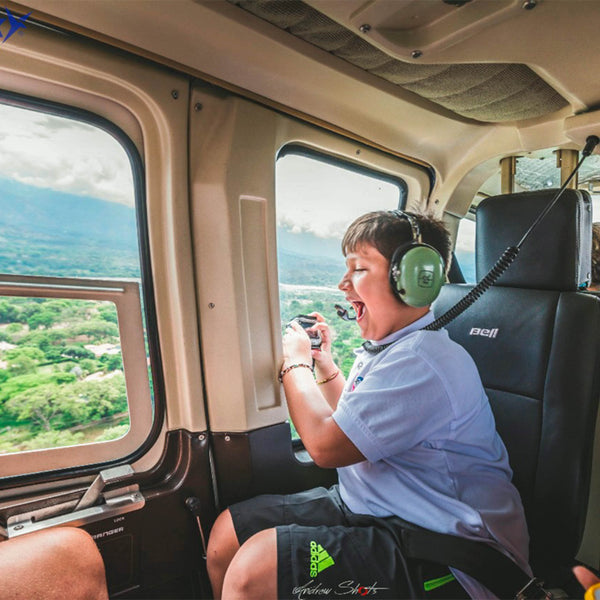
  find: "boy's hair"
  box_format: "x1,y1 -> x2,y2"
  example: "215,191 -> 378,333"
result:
342,210 -> 452,271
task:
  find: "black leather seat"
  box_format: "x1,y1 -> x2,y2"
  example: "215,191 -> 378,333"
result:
434,189 -> 600,588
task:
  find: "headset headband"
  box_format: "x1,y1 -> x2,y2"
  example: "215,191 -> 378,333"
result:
391,210 -> 421,243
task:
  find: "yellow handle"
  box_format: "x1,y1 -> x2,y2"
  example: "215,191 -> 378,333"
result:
585,582 -> 600,600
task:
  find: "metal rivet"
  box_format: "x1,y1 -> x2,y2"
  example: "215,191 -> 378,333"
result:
171,90 -> 179,99
522,0 -> 536,8
411,50 -> 423,59
194,102 -> 203,112
359,23 -> 371,33
208,303 -> 215,309
14,524 -> 24,530
224,435 -> 231,442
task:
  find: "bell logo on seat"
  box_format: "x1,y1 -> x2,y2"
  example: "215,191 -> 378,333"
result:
469,327 -> 499,339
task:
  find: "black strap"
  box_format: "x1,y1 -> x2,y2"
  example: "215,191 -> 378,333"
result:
374,516 -> 548,599
400,526 -> 530,598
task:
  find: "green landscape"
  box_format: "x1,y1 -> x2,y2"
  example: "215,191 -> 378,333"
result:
0,177 -> 138,454
0,297 -> 129,453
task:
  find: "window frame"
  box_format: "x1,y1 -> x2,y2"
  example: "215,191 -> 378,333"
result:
0,275 -> 153,477
0,91 -> 165,485
275,144 -> 410,444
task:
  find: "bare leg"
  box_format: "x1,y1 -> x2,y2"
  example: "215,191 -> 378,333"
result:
221,529 -> 277,600
0,527 -> 108,600
207,509 -> 242,599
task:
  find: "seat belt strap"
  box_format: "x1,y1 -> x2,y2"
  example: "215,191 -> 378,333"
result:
401,526 -> 524,596
398,526 -> 549,599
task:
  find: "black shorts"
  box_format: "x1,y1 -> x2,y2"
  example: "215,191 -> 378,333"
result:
229,486 -> 467,600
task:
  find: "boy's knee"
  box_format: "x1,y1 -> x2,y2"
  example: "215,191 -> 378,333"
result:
223,529 -> 277,598
207,509 -> 239,569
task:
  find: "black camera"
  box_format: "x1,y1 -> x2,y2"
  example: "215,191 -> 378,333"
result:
289,314 -> 322,349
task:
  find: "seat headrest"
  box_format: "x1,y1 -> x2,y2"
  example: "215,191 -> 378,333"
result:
476,189 -> 592,291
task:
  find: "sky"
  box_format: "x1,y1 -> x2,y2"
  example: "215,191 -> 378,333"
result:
0,102 -> 134,206
4,98 -> 599,250
276,153 -> 401,240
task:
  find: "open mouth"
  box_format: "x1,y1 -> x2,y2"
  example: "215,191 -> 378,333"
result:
351,301 -> 366,321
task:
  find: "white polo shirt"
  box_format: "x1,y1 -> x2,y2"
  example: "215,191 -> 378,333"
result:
332,311 -> 531,599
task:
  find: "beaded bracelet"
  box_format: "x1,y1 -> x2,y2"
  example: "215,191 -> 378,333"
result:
278,363 -> 313,382
316,369 -> 340,385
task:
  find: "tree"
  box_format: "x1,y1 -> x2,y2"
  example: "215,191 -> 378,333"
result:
98,305 -> 119,324
5,346 -> 44,376
5,383 -> 81,431
27,310 -> 57,330
62,345 -> 96,360
101,353 -> 123,372
94,423 -> 129,442
21,429 -> 84,451
0,300 -> 19,324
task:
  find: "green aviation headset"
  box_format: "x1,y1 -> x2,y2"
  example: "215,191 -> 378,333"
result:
388,210 -> 446,307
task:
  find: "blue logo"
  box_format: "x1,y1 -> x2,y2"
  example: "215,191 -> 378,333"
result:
0,8 -> 31,44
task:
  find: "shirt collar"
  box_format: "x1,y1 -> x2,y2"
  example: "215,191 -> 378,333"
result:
358,310 -> 435,353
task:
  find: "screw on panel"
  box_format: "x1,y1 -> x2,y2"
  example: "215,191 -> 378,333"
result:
522,0 -> 537,9
194,103 -> 203,112
171,90 -> 179,99
224,435 -> 231,442
198,434 -> 206,441
356,149 -> 361,155
411,50 -> 423,59
208,303 -> 215,309
359,23 -> 371,33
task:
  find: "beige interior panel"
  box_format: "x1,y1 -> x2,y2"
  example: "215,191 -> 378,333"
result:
189,84 -> 430,432
0,21 -> 207,466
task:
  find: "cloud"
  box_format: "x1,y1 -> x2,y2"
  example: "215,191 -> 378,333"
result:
276,153 -> 401,239
0,103 -> 134,206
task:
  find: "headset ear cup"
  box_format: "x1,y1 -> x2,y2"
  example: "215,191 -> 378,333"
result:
389,243 -> 445,307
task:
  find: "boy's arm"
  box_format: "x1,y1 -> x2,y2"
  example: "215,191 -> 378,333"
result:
309,314 -> 346,410
313,361 -> 346,410
282,365 -> 365,468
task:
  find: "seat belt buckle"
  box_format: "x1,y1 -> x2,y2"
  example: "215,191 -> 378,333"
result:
516,577 -> 553,600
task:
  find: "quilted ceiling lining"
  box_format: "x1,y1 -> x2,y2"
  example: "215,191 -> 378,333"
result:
228,0 -> 569,123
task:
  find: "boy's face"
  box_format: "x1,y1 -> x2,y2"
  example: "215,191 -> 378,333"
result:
339,242 -> 410,340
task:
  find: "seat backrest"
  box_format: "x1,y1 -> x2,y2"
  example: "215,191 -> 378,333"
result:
434,189 -> 600,583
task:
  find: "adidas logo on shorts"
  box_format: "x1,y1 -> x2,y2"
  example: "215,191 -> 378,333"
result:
309,540 -> 335,578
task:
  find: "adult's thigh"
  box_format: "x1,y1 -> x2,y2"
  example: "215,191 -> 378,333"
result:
0,527 -> 108,600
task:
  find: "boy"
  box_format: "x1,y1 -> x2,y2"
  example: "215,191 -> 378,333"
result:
206,211 -> 530,599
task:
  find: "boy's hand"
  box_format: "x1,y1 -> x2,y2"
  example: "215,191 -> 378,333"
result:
308,313 -> 338,376
282,320 -> 312,367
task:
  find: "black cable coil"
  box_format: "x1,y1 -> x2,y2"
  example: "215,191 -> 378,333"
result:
424,246 -> 520,331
